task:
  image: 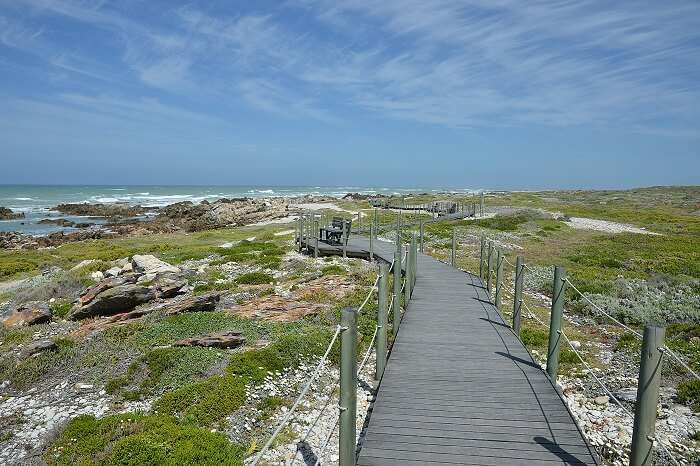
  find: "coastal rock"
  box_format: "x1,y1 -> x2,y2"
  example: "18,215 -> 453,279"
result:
20,339 -> 57,358
0,207 -> 24,220
131,255 -> 180,275
68,284 -> 156,320
174,330 -> 245,349
3,302 -> 52,327
37,218 -> 77,227
53,203 -> 151,218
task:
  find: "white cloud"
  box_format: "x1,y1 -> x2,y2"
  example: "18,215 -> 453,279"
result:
0,0 -> 698,135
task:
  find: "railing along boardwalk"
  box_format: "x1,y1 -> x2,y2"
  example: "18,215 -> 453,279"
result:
349,237 -> 599,466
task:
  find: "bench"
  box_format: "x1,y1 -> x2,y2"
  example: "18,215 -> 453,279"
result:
321,217 -> 352,245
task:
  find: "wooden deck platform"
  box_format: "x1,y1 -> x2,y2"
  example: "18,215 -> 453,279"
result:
301,236 -> 599,465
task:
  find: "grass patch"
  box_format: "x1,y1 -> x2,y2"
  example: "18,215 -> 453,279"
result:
108,347 -> 225,399
235,272 -> 275,285
152,374 -> 246,425
50,299 -> 73,319
228,328 -> 337,384
2,336 -> 76,389
521,327 -> 549,349
44,413 -> 245,465
475,213 -> 531,231
321,265 -> 346,276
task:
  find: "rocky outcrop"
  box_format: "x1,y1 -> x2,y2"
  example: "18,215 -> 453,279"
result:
131,255 -> 181,274
0,230 -> 116,250
155,198 -> 289,232
174,330 -> 245,349
2,302 -> 52,327
0,207 -> 24,220
232,296 -> 328,322
68,284 -> 156,320
37,218 -> 93,228
78,275 -> 139,307
53,203 -> 152,218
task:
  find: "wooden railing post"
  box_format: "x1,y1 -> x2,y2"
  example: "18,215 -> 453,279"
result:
369,224 -> 374,261
451,228 -> 456,267
486,242 -> 494,294
313,219 -> 319,258
339,307 -> 357,466
419,219 -> 424,253
546,266 -> 566,380
479,236 -> 486,279
513,256 -> 524,335
480,192 -> 485,217
411,232 -> 418,290
375,263 -> 388,384
405,239 -> 413,301
393,248 -> 402,335
395,211 -> 401,252
495,250 -> 503,308
299,217 -> 305,252
630,326 -> 666,466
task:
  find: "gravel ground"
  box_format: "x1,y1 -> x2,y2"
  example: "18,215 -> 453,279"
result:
248,352 -> 376,465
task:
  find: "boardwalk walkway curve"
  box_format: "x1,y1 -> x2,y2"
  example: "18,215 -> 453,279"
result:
348,236 -> 600,466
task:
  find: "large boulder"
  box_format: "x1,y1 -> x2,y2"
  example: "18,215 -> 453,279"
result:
3,302 -> 52,327
174,330 -> 245,349
68,284 -> 156,320
131,255 -> 180,275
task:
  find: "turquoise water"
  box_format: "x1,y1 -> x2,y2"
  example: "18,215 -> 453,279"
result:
0,185 -> 478,235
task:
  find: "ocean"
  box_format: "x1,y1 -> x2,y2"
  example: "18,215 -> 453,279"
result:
0,185 -> 478,235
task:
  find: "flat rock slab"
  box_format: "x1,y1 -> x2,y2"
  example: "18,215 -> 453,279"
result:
174,330 -> 246,349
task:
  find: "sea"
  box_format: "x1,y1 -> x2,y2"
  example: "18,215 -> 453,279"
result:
0,185 -> 479,235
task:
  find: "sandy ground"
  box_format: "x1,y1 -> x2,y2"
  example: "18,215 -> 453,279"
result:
565,217 -> 660,235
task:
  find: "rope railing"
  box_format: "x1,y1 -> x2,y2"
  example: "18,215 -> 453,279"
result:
252,325 -> 342,465
564,278 -> 643,339
661,346 -> 700,383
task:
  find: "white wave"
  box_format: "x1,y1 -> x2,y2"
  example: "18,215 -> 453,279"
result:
13,197 -> 34,201
92,197 -> 120,203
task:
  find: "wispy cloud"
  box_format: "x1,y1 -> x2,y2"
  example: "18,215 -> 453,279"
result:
0,0 -> 698,135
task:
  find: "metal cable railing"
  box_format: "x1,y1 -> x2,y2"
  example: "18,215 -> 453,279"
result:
564,278 -> 643,339
252,325 -> 342,465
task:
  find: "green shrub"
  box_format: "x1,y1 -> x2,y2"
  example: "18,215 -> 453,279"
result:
152,374 -> 246,425
475,214 -> 531,231
321,265 -> 346,276
615,333 -> 641,352
228,329 -> 336,383
235,272 -> 274,285
44,413 -> 245,465
109,347 -> 224,398
50,299 -> 73,319
520,327 -> 549,349
677,380 -> 700,412
256,396 -> 288,421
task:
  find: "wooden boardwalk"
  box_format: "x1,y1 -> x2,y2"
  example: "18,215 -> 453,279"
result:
301,236 -> 599,465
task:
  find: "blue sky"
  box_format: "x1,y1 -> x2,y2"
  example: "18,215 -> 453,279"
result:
0,0 -> 698,189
